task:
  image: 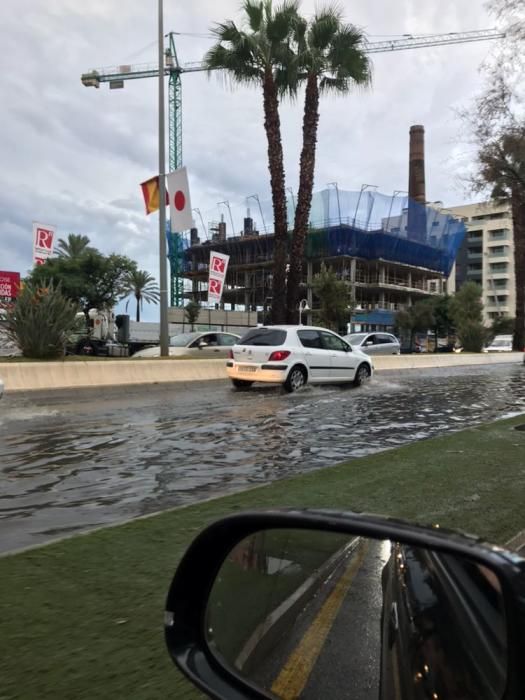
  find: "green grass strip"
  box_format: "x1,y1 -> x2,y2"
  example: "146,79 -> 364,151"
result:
1,415 -> 525,699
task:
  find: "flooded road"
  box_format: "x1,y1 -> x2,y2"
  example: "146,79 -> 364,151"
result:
0,364 -> 524,553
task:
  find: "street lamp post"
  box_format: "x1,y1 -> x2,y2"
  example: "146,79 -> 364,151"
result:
298,298 -> 310,325
158,0 -> 169,357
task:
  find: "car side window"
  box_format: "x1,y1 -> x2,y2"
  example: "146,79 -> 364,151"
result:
320,331 -> 348,352
297,330 -> 322,349
218,334 -> 237,346
379,334 -> 394,344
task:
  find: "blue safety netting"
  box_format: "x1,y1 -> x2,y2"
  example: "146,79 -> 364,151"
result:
301,189 -> 466,276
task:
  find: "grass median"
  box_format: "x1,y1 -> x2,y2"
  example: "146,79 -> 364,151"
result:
1,414 -> 525,700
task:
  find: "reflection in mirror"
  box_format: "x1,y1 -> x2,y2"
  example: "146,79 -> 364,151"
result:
205,530 -> 507,700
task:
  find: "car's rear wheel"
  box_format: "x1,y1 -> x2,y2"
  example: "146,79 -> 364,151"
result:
354,363 -> 371,387
231,379 -> 253,390
284,366 -> 307,393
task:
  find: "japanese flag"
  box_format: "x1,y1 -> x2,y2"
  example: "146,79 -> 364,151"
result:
167,167 -> 193,232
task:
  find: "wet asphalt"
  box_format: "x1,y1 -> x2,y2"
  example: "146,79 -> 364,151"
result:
0,364 -> 524,553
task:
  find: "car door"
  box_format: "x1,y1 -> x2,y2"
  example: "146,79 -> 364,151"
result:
216,333 -> 239,357
187,333 -> 222,357
296,329 -> 331,381
379,333 -> 400,354
319,331 -> 357,383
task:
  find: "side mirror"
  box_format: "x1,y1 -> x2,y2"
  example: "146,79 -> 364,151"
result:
165,510 -> 525,700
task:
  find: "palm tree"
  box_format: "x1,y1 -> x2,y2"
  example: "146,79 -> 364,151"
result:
56,233 -> 94,259
124,270 -> 160,322
286,7 -> 372,321
205,0 -> 300,324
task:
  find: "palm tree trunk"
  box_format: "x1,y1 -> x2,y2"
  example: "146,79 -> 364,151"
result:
286,74 -> 320,323
136,295 -> 140,323
262,69 -> 288,325
511,188 -> 525,351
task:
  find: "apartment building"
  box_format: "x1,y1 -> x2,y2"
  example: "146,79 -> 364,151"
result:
448,201 -> 514,323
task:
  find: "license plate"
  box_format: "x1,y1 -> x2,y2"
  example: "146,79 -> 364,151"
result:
238,365 -> 257,373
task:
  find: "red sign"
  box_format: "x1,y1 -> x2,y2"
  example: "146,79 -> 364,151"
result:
209,278 -> 223,296
211,256 -> 226,274
32,222 -> 56,265
0,271 -> 21,300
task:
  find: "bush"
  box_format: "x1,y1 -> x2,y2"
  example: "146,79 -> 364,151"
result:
457,321 -> 488,353
3,280 -> 79,359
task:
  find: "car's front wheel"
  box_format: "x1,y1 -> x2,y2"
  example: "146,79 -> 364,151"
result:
231,379 -> 253,390
284,366 -> 307,393
353,363 -> 371,387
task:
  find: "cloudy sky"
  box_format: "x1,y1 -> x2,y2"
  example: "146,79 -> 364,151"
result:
1,0 -> 501,318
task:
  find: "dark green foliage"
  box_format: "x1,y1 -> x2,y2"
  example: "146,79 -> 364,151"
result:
3,280 -> 79,358
29,251 -> 137,314
449,282 -> 487,351
184,300 -> 201,329
312,263 -> 351,332
123,269 -> 160,322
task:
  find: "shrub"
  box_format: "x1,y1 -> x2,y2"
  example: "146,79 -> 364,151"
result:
3,280 -> 79,359
457,321 -> 488,353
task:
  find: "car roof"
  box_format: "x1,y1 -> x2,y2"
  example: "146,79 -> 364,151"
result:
252,325 -> 340,332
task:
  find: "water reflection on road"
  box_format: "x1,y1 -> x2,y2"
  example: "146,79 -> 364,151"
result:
0,364 -> 524,552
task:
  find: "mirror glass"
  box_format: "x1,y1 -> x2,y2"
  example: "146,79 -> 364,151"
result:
205,529 -> 507,700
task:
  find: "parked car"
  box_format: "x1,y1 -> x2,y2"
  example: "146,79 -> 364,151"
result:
226,325 -> 373,392
132,331 -> 240,358
0,376 -> 3,399
344,332 -> 401,355
484,335 -> 513,353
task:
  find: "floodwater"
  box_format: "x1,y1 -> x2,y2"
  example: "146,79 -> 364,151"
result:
0,364 -> 524,553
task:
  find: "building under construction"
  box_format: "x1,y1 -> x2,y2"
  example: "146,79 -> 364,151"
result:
181,126 -> 467,331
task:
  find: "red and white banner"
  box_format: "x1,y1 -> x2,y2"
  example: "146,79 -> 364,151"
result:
33,222 -> 55,266
208,251 -> 229,305
0,271 -> 20,301
166,167 -> 193,231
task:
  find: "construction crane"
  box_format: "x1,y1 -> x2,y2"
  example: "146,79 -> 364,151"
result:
81,28 -> 504,307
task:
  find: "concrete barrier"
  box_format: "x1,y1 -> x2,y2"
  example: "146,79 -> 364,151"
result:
0,352 -> 522,393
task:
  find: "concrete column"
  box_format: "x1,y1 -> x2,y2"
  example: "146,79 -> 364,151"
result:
244,271 -> 250,311
379,263 -> 386,284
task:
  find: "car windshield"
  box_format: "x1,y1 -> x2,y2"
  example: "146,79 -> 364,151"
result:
347,333 -> 367,344
169,332 -> 200,347
238,328 -> 287,346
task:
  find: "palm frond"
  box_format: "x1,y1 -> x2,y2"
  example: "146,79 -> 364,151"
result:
243,0 -> 264,32
308,6 -> 342,51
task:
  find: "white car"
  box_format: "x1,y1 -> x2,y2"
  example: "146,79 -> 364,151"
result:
133,331 -> 240,358
343,332 -> 401,355
226,325 -> 374,392
483,335 -> 513,353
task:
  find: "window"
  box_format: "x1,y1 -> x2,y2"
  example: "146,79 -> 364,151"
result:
238,328 -> 286,346
493,279 -> 507,288
218,333 -> 238,346
489,229 -> 508,239
378,334 -> 397,344
191,333 -> 218,347
489,262 -> 508,272
297,329 -> 322,349
488,246 -> 508,255
320,331 -> 348,352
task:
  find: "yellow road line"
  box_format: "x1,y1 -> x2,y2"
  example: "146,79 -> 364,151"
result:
270,542 -> 368,700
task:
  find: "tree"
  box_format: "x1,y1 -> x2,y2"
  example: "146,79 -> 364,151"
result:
205,0 -> 300,324
184,300 -> 201,330
3,280 -> 78,359
286,6 -> 371,321
449,282 -> 487,352
56,233 -> 95,259
28,251 -> 137,316
124,269 -> 160,322
395,300 -> 435,351
465,0 -> 525,350
423,295 -> 454,351
311,263 -> 350,332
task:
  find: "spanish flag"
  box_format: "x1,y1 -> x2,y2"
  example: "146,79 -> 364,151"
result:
140,176 -> 169,215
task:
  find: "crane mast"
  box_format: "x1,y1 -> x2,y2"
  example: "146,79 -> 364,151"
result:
81,27 -> 504,307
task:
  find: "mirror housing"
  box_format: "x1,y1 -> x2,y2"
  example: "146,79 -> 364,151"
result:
165,510 -> 525,700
